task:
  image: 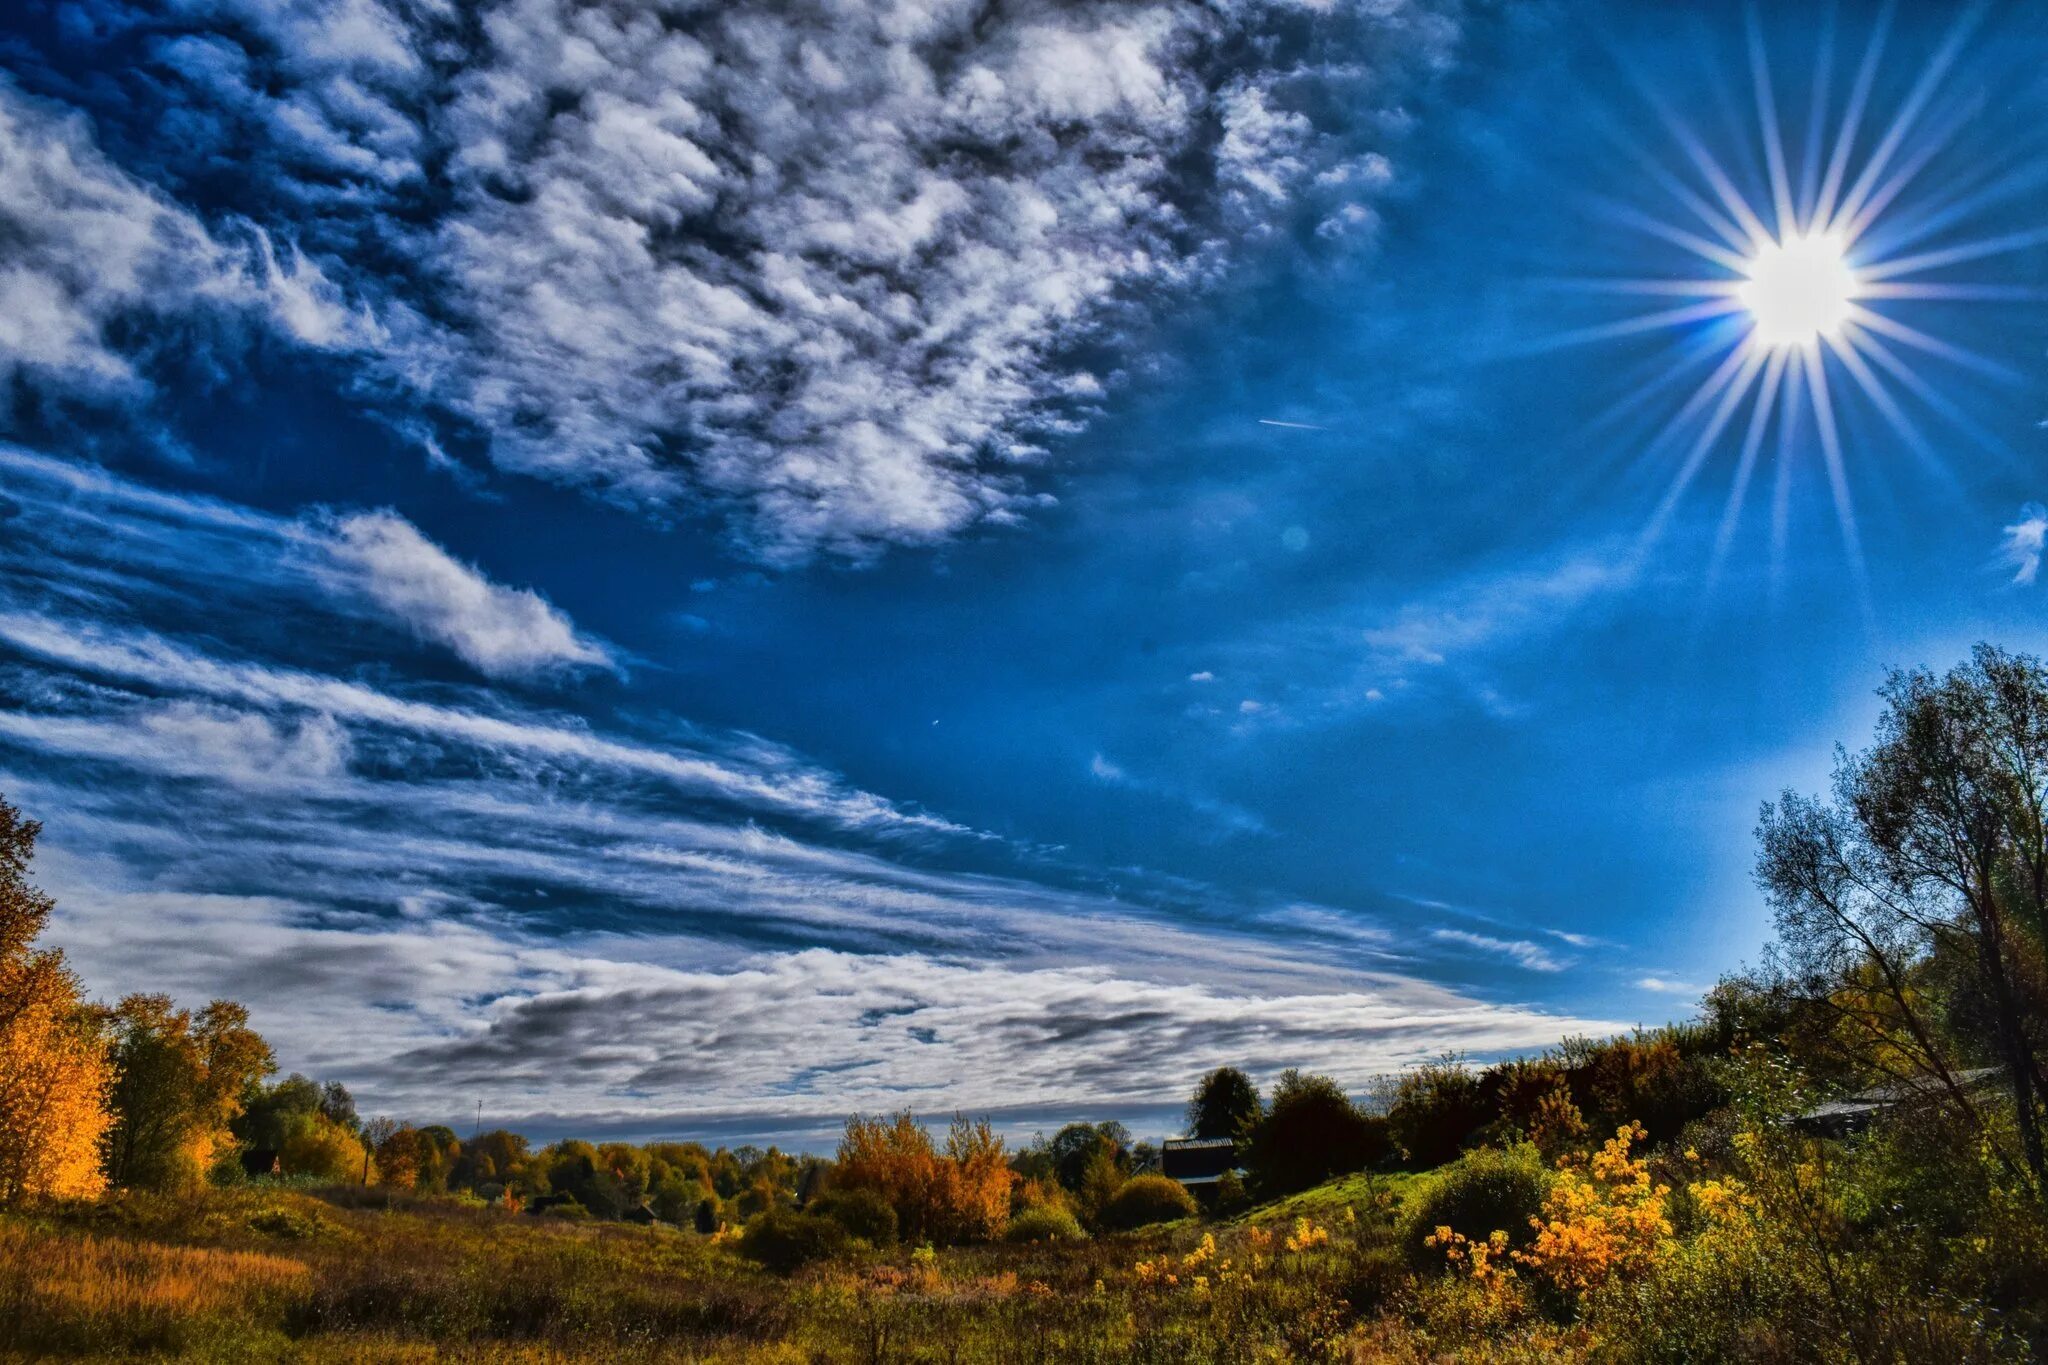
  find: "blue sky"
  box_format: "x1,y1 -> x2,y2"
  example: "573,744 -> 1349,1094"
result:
1,0 -> 2044,1145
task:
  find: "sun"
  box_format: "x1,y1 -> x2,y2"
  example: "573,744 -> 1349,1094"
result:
1529,7 -> 2043,600
1738,233 -> 1859,350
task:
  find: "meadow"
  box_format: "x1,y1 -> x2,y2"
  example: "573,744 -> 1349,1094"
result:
4,1097 -> 2043,1365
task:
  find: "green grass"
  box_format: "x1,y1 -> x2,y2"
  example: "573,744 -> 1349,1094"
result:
1242,1167 -> 1431,1228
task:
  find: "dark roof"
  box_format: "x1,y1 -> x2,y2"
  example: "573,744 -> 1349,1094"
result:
1794,1067 -> 2002,1133
1161,1136 -> 1239,1184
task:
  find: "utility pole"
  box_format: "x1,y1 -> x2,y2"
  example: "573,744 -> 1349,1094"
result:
474,1100 -> 482,1140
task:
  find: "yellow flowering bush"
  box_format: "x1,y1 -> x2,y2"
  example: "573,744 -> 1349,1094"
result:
1514,1122 -> 1671,1297
1284,1216 -> 1331,1253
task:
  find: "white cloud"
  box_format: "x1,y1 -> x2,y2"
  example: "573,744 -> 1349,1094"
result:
2001,502 -> 2047,585
1361,553 -> 1636,667
0,608 -> 959,835
1431,927 -> 1566,973
322,510 -> 615,679
1634,975 -> 1703,996
0,702 -> 350,789
21,0 -> 1454,560
0,80 -> 379,391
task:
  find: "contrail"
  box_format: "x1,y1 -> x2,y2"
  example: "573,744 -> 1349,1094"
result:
1257,418 -> 1329,431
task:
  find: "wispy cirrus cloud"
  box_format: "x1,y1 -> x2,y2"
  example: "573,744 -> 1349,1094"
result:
1204,542 -> 1644,730
2000,503 -> 2048,586
42,862 -> 1623,1143
1,446 -> 614,682
0,441 -> 1623,1139
1431,927 -> 1567,973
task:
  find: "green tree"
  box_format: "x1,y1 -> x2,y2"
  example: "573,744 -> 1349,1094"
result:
1387,1056 -> 1487,1168
234,1073 -> 322,1152
1243,1069 -> 1392,1196
103,995 -> 272,1191
1185,1066 -> 1262,1140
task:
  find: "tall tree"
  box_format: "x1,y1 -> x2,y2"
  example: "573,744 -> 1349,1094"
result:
1758,645 -> 2048,1183
0,797 -> 112,1204
1242,1069 -> 1392,1196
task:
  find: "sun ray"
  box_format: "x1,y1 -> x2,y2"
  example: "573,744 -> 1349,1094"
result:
1769,366 -> 1805,591
1857,282 -> 2047,303
1799,347 -> 1873,622
1588,196 -> 1754,273
1746,10 -> 1798,237
1860,154 -> 2048,262
1596,112 -> 1756,253
1519,297 -> 1747,355
1541,277 -> 1741,299
1812,2 -> 1892,231
1826,4 -> 1983,236
1835,92 -> 1980,244
1850,328 -> 2022,477
1822,328 -> 1947,489
1858,225 -> 2048,283
1795,11 -> 1836,228
1644,343 -> 1769,546
1844,303 -> 2018,381
1580,315 -> 1752,448
1708,347 -> 1789,591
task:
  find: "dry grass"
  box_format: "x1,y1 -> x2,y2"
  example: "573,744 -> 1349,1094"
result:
0,1213 -> 309,1356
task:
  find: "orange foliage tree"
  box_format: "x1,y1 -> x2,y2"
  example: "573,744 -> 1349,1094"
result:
836,1110 -> 1015,1243
0,797 -> 113,1205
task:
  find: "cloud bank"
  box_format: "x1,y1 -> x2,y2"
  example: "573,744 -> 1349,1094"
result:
0,79 -> 377,392
5,0 -> 1457,560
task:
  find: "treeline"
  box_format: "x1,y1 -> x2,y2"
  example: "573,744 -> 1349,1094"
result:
0,797 -> 817,1224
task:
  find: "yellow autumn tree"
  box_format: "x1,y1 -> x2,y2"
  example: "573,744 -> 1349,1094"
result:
0,796 -> 113,1205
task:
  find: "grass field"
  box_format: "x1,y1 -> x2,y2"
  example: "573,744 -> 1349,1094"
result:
0,1174 -> 1467,1363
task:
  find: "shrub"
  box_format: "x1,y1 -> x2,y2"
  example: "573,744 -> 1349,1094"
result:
245,1204 -> 330,1241
1099,1174 -> 1197,1230
809,1187 -> 898,1244
1002,1205 -> 1086,1243
279,1116 -> 372,1185
738,1209 -> 849,1273
1402,1145 -> 1551,1271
